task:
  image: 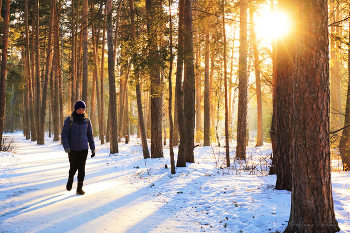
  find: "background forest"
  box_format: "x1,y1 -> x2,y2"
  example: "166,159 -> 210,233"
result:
0,0 -> 349,231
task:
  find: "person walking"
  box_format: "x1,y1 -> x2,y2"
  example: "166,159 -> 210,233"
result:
61,100 -> 95,195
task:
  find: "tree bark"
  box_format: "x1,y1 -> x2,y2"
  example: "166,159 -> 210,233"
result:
0,0 -> 10,149
284,0 -> 340,231
236,0 -> 248,160
107,0 -> 119,154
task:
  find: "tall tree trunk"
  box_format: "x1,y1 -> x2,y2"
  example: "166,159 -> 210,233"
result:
52,5 -> 60,142
0,0 -> 10,149
107,0 -> 119,154
269,0 -> 277,175
146,0 -> 163,158
168,1 -> 175,173
100,12 -> 106,145
194,10 -> 201,135
91,20 -> 97,135
129,0 -> 149,158
35,0 -> 41,143
58,2 -> 63,132
284,0 -> 340,231
183,0 -> 195,163
203,16 -> 210,147
71,0 -> 76,109
176,0 -> 186,167
30,20 -> 37,141
250,10 -> 263,147
223,0 -> 230,167
25,0 -> 32,141
82,0 -> 88,103
338,10 -> 350,171
274,1 -> 293,191
37,0 -> 54,145
236,0 -> 248,160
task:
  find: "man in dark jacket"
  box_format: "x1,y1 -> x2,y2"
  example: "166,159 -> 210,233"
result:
61,100 -> 95,195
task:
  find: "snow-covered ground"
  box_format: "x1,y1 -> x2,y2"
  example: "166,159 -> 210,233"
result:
0,132 -> 350,233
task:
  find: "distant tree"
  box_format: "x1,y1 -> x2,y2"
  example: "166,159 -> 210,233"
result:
236,0 -> 248,160
0,0 -> 11,150
284,0 -> 340,231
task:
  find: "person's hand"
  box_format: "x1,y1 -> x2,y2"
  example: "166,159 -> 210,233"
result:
91,149 -> 95,158
65,148 -> 71,153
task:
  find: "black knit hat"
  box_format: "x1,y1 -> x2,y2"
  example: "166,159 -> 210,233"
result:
74,100 -> 86,110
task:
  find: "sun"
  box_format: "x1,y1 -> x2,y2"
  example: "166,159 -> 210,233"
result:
256,11 -> 291,38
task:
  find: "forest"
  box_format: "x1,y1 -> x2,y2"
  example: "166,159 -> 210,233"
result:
0,0 -> 348,231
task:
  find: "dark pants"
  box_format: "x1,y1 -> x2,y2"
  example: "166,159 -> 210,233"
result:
68,150 -> 88,183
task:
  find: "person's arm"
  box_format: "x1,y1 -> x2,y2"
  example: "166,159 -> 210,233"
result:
87,120 -> 95,152
61,117 -> 71,151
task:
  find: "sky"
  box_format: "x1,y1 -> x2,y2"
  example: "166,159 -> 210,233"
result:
1,132 -> 350,232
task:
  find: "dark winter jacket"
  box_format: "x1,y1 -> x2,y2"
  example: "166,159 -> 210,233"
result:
61,111 -> 95,151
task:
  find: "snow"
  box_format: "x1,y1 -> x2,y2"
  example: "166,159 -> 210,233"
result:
0,132 -> 350,232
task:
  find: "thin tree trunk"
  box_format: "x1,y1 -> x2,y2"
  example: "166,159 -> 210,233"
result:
82,0 -> 88,103
0,0 -> 10,149
71,0 -> 76,109
168,1 -> 175,174
269,0 -> 277,175
223,1 -> 230,167
25,0 -> 32,140
236,0 -> 248,160
100,12 -> 106,145
35,0 -> 41,143
30,20 -> 37,141
38,0 -> 54,145
250,10 -> 263,147
203,16 -> 210,147
107,0 -> 119,154
176,0 -> 186,167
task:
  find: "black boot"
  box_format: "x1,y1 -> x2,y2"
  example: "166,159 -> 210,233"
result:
76,182 -> 85,195
66,177 -> 73,191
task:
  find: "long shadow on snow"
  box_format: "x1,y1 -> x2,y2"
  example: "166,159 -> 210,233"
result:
36,170 -> 206,232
